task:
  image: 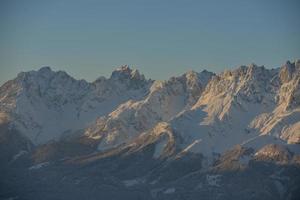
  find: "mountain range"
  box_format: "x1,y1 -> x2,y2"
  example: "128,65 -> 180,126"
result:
1,61 -> 300,200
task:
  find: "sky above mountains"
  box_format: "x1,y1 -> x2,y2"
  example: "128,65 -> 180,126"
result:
0,0 -> 299,85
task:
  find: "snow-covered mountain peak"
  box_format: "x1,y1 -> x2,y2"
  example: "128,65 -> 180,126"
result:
183,70 -> 215,87
0,66 -> 154,144
193,64 -> 276,113
85,70 -> 215,150
17,66 -> 69,81
169,61 -> 300,157
111,65 -> 132,79
275,60 -> 300,112
279,60 -> 300,84
109,65 -> 150,90
150,70 -> 214,94
111,65 -> 145,81
15,67 -> 88,98
222,64 -> 272,83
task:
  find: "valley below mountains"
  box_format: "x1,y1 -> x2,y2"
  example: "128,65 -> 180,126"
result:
1,61 -> 300,200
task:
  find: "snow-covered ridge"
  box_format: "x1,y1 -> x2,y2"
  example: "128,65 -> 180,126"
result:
170,61 -> 300,157
84,70 -> 214,150
0,66 -> 152,144
0,60 -> 299,159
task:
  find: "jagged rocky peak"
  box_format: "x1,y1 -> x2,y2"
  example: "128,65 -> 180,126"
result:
235,64 -> 275,99
111,65 -> 145,81
148,69 -> 214,109
17,66 -> 54,80
110,65 -> 150,89
222,63 -> 271,82
276,60 -> 300,110
201,64 -> 266,97
193,63 -> 278,114
15,66 -> 83,88
1,67 -> 60,111
184,69 -> 215,86
15,67 -> 90,102
198,69 -> 215,83
279,60 -> 300,83
181,71 -> 203,93
152,69 -> 214,92
180,70 -> 215,103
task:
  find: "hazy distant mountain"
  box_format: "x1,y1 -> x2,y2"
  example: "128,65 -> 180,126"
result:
1,61 -> 300,200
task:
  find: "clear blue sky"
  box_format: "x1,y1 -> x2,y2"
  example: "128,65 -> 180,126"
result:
0,0 -> 299,84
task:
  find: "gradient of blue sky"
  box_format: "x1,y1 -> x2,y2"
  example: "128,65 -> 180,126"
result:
0,0 -> 299,84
